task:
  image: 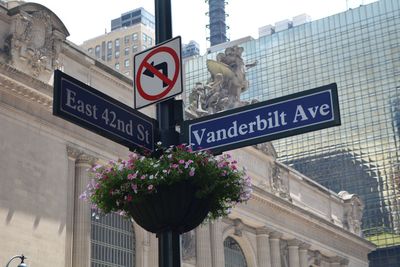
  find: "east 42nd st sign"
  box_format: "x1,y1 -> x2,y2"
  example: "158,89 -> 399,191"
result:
53,70 -> 157,152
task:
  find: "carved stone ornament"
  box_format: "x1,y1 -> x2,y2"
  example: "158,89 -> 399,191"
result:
253,142 -> 278,158
67,145 -> 97,165
271,164 -> 292,201
4,3 -> 68,81
233,218 -> 244,237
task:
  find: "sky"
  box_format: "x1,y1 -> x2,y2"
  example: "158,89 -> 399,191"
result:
30,0 -> 377,53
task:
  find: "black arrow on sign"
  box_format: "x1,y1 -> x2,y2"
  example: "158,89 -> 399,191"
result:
143,61 -> 169,88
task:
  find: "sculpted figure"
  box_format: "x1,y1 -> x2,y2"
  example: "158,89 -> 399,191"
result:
185,45 -> 257,118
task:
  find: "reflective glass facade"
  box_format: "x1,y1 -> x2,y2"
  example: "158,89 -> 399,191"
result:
184,0 -> 400,265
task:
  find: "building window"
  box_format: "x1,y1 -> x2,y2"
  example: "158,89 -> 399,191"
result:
124,35 -> 130,44
132,33 -> 138,41
101,41 -> 106,61
115,38 -> 120,48
142,33 -> 147,42
125,47 -> 130,56
91,213 -> 135,267
107,41 -> 112,49
148,37 -> 153,46
142,45 -> 147,50
95,46 -> 100,58
224,237 -> 247,267
115,63 -> 120,70
115,50 -> 120,59
132,45 -> 138,53
124,59 -> 130,68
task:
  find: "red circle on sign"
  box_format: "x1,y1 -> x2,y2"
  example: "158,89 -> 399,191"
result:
136,46 -> 180,101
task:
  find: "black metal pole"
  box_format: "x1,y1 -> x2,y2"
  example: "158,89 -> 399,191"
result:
158,231 -> 181,267
155,0 -> 179,147
154,1 -> 181,267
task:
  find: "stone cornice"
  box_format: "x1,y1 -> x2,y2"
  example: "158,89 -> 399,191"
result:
61,41 -> 133,91
0,62 -> 53,109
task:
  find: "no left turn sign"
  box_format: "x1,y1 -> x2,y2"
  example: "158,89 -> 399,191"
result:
134,36 -> 182,109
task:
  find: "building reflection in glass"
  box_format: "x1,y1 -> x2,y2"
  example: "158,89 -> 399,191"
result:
183,0 -> 400,265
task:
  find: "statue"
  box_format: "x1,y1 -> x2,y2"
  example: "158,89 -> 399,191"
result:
338,191 -> 364,236
185,45 -> 257,118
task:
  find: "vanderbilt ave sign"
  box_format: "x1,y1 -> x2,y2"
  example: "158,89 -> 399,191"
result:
182,84 -> 340,153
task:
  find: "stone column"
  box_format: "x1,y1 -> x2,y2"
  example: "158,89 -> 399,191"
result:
269,231 -> 282,267
71,150 -> 96,267
298,242 -> 311,267
287,239 -> 301,267
256,228 -> 271,267
65,147 -> 77,267
196,223 -> 212,267
210,219 -> 225,267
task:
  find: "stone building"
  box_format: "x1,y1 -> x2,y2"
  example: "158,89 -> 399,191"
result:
0,2 -> 374,267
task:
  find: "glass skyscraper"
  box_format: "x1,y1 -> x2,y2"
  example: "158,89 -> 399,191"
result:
183,0 -> 400,265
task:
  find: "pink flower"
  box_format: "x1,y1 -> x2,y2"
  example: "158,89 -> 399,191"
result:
79,192 -> 87,200
172,164 -> 179,169
189,167 -> 195,176
140,175 -> 146,180
147,185 -> 154,191
127,173 -> 137,180
179,159 -> 185,164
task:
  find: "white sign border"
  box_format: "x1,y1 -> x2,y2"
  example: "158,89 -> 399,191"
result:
134,36 -> 182,109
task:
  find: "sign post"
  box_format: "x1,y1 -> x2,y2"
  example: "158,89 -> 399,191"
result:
153,1 -> 182,267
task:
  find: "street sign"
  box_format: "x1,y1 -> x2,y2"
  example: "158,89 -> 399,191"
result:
182,83 -> 340,153
53,70 -> 157,152
134,36 -> 182,109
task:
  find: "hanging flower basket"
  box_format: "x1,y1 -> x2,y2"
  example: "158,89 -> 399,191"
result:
81,144 -> 252,234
